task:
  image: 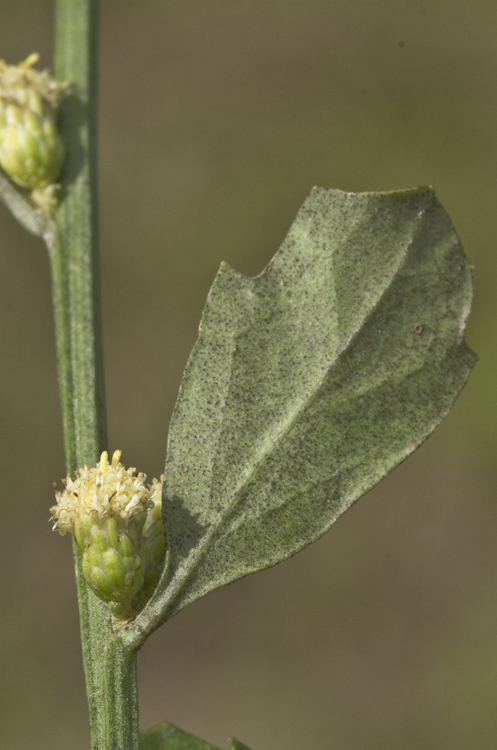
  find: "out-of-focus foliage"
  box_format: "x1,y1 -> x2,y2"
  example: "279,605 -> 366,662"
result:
0,2 -> 495,750
140,721 -> 250,750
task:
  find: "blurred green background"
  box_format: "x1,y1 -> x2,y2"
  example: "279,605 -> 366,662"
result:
1,2 -> 496,749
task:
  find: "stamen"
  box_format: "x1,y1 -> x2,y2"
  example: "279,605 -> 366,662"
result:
99,451 -> 108,477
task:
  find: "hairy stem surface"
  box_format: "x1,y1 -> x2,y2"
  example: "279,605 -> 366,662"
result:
51,2 -> 139,748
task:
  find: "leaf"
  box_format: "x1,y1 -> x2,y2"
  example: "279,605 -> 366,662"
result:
0,167 -> 53,239
139,722 -> 251,750
124,186 -> 476,647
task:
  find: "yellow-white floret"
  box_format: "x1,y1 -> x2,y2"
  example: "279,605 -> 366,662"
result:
0,53 -> 66,110
51,450 -> 157,535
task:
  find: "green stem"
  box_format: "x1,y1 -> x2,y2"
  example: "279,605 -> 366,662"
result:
102,641 -> 140,750
50,2 -> 139,749
53,0 -> 105,472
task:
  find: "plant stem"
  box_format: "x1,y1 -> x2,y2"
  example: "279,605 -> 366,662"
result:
50,1 -> 139,748
53,0 -> 105,472
102,640 -> 140,750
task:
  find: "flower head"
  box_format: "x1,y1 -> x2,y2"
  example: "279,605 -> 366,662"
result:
51,450 -> 153,537
0,53 -> 66,209
51,451 -> 166,621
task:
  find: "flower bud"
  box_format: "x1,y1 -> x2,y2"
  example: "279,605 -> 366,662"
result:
133,476 -> 167,613
0,53 -> 66,208
51,451 -> 166,621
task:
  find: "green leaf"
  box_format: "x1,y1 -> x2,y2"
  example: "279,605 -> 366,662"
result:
124,186 -> 476,646
140,722 -> 251,750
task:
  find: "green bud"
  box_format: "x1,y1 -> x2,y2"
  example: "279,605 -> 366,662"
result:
0,53 -> 66,209
51,451 -> 166,622
133,477 -> 167,612
79,518 -> 145,611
